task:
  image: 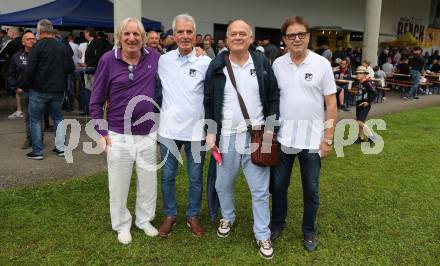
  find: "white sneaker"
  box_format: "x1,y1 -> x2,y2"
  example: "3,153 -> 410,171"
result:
257,239 -> 274,260
142,222 -> 159,237
8,111 -> 23,119
217,219 -> 232,238
117,231 -> 132,244
8,111 -> 17,118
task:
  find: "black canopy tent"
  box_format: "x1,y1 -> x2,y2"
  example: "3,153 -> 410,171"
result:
0,0 -> 162,31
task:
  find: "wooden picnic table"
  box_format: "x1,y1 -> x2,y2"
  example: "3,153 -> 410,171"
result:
424,73 -> 440,80
423,73 -> 440,93
391,72 -> 411,77
336,79 -> 354,91
424,72 -> 440,76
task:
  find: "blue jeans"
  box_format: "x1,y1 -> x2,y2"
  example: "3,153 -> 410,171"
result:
270,145 -> 321,236
159,137 -> 205,218
28,90 -> 65,155
408,70 -> 421,97
216,132 -> 271,241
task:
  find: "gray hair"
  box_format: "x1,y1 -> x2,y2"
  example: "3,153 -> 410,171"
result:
226,19 -> 253,37
37,19 -> 54,34
8,27 -> 21,38
115,17 -> 146,49
172,14 -> 196,34
146,30 -> 159,39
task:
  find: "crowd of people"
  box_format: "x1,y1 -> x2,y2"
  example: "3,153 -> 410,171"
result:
143,27 -> 282,64
316,44 -> 439,103
0,13 -> 438,261
144,27 -> 439,110
0,24 -> 116,149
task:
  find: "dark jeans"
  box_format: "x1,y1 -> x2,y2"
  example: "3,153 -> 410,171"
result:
206,156 -> 220,221
69,71 -> 83,110
159,138 -> 205,218
66,74 -> 77,111
20,92 -> 31,142
270,145 -> 321,236
80,72 -> 91,114
80,87 -> 91,115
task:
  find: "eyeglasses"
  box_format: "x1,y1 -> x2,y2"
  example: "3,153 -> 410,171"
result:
128,64 -> 134,81
284,32 -> 308,40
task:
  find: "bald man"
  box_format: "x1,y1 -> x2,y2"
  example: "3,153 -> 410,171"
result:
204,19 -> 279,260
7,32 -> 37,148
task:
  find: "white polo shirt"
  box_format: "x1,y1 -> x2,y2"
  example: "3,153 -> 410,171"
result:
272,50 -> 336,150
221,54 -> 264,136
158,49 -> 211,141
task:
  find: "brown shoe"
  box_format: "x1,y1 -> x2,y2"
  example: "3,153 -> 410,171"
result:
187,217 -> 204,237
159,216 -> 176,238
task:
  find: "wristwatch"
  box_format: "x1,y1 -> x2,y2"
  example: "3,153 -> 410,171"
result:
324,138 -> 333,146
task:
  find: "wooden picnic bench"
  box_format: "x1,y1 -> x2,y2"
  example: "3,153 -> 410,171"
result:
385,73 -> 413,97
423,73 -> 440,94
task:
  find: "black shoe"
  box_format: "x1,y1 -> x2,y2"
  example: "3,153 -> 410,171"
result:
79,112 -> 89,116
304,234 -> 318,252
413,96 -> 419,100
52,148 -> 64,157
270,227 -> 284,241
26,152 -> 44,160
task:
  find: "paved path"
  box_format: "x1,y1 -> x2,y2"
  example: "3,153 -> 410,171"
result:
0,91 -> 439,189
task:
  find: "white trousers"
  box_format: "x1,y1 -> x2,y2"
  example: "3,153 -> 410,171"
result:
107,131 -> 157,233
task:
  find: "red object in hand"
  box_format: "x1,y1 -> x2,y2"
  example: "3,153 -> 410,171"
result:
211,147 -> 222,166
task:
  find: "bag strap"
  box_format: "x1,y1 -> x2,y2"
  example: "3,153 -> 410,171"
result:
224,54 -> 252,132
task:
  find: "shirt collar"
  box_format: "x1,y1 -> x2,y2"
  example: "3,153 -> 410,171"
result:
114,47 -> 149,61
287,49 -> 312,66
175,48 -> 196,63
230,52 -> 253,68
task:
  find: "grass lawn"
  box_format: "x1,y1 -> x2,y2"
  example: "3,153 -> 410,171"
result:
1,106 -> 440,265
